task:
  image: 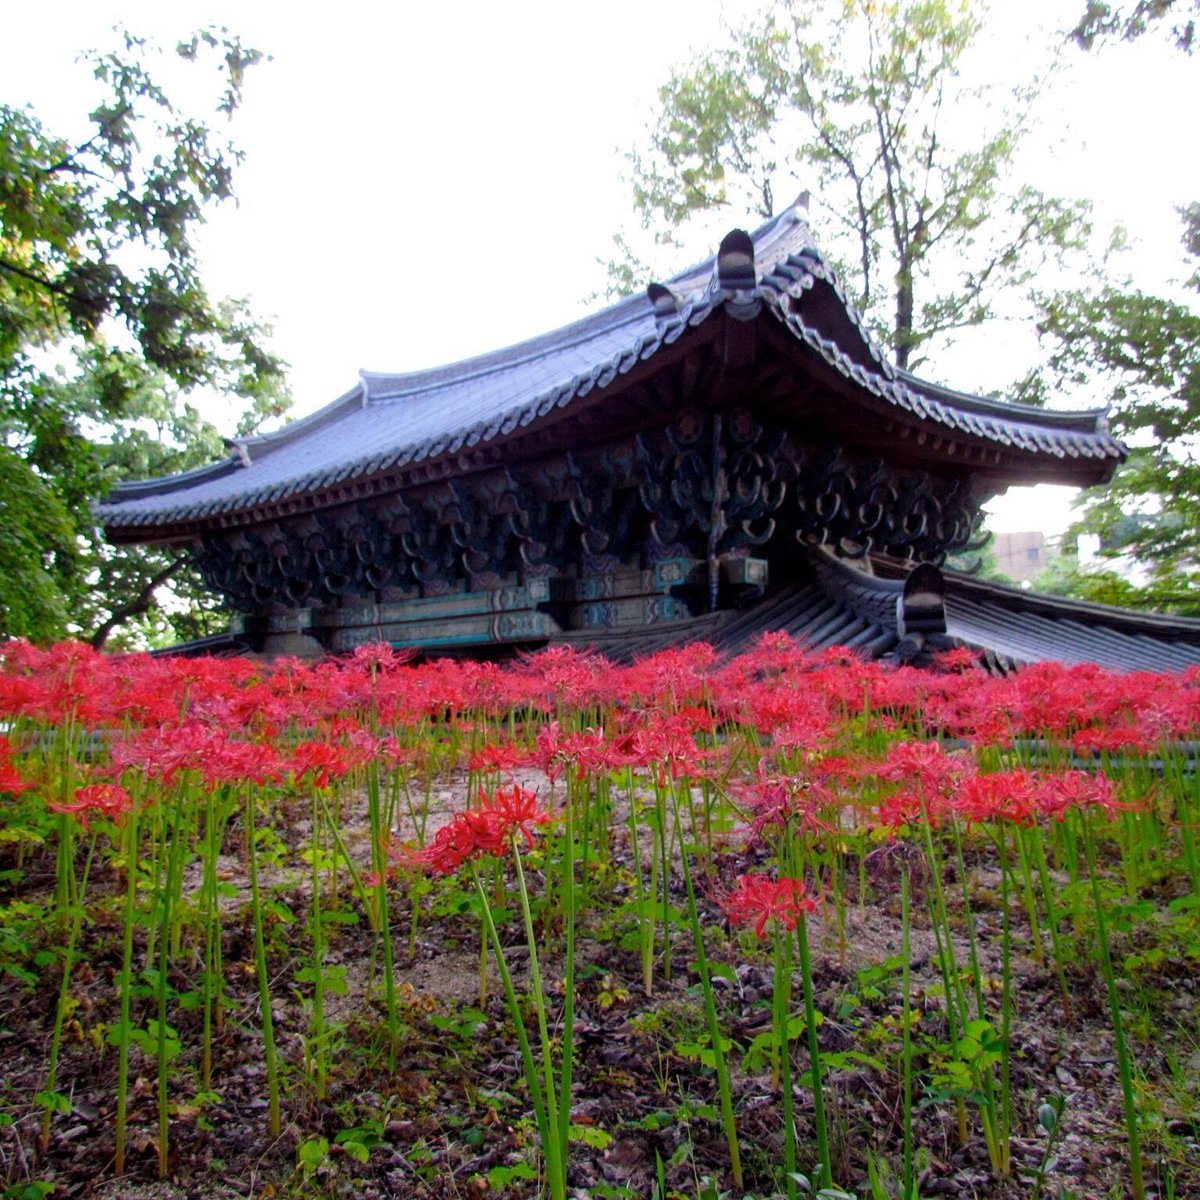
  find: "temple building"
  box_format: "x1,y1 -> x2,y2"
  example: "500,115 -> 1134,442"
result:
95,206 -> 1200,671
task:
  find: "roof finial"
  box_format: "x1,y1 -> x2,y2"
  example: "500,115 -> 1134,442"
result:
717,230 -> 756,291
646,282 -> 680,317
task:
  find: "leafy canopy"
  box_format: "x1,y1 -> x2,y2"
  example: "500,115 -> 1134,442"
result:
1021,7 -> 1199,613
1072,0 -> 1197,51
624,0 -> 1089,371
0,28 -> 289,647
1030,208 -> 1200,612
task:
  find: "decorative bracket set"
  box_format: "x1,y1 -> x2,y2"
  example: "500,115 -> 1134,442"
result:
193,407 -> 988,648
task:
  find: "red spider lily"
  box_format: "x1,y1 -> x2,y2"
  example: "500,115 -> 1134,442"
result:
534,720 -> 569,783
870,741 -> 975,829
466,739 -> 526,775
615,713 -> 715,785
1035,769 -> 1130,821
620,643 -> 717,710
723,631 -> 816,681
110,725 -> 210,785
514,644 -> 616,710
0,735 -> 32,795
401,784 -> 553,876
723,873 -> 818,939
534,724 -> 633,782
377,736 -> 419,770
877,740 -> 975,798
736,762 -> 838,841
423,809 -> 510,874
483,783 -> 554,849
950,769 -> 1040,826
1071,724 -> 1156,756
110,725 -> 280,790
0,640 -> 110,726
872,785 -> 926,830
933,646 -> 981,673
47,783 -> 135,830
0,759 -> 32,795
288,739 -> 372,788
350,641 -> 415,672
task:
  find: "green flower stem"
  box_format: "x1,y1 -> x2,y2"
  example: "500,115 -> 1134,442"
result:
655,783 -> 671,984
309,786 -> 326,1098
200,788 -> 232,1089
1013,825 -> 1045,964
774,922 -> 797,1200
157,796 -> 189,1180
795,912 -> 830,1191
39,831 -> 96,1154
996,824 -> 1013,1177
511,845 -> 564,1196
317,790 -> 371,919
940,817 -> 1001,1169
246,788 -> 281,1139
469,860 -> 564,1200
671,789 -> 742,1190
924,818 -> 970,1148
1027,823 -> 1074,1019
623,775 -> 653,995
1164,757 -> 1200,899
901,862 -> 914,1200
557,804 -> 576,1184
365,765 -> 398,1070
1082,809 -> 1145,1200
115,799 -> 141,1177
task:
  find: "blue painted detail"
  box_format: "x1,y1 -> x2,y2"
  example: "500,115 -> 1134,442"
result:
583,602 -> 616,629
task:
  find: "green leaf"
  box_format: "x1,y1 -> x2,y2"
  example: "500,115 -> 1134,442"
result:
320,908 -> 360,925
569,1123 -> 613,1149
485,1160 -> 536,1189
297,1135 -> 329,1176
34,1090 -> 71,1115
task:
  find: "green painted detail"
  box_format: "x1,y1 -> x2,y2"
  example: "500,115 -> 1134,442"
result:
330,609 -> 559,652
722,557 -> 769,586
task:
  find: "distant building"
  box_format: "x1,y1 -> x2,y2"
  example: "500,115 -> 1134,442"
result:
992,531 -> 1046,583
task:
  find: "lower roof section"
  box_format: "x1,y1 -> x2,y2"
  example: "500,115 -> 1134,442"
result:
540,552 -> 1200,673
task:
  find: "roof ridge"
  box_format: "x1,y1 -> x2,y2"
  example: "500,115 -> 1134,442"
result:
358,208 -> 810,403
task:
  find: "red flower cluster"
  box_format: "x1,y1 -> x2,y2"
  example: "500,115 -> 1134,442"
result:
288,739 -> 372,788
723,873 -> 819,938
399,784 -> 553,876
737,762 -> 838,841
0,735 -> 32,795
47,783 -> 135,830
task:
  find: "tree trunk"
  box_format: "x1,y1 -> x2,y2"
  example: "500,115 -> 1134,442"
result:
894,268 -> 914,372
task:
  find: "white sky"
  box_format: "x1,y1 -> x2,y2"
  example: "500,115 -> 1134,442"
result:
4,0 -> 1198,538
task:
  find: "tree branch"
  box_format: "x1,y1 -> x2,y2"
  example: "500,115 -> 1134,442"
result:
90,553 -> 185,649
0,257 -> 71,296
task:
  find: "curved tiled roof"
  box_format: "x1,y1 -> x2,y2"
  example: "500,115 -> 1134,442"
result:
97,207 -> 1123,533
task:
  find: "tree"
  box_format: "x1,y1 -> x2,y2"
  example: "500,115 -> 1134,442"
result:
0,28 -> 288,648
1023,9 -> 1200,613
1025,541 -> 1149,606
1028,210 -> 1200,612
624,0 -> 1089,371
